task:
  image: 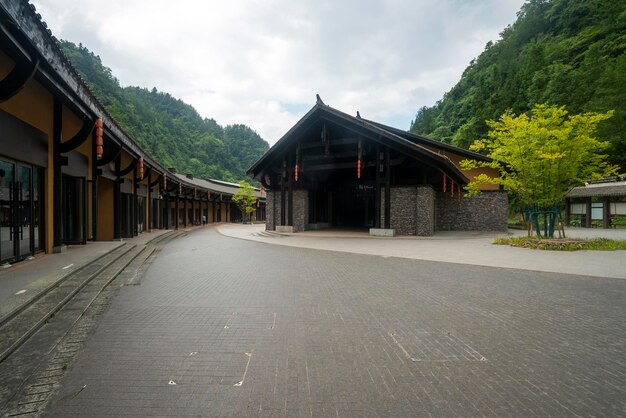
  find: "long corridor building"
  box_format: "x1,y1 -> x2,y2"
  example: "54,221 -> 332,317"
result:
0,0 -> 265,265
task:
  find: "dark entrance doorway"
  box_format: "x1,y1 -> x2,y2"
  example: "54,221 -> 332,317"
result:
1,158 -> 44,264
63,175 -> 86,244
307,171 -> 375,230
332,179 -> 375,229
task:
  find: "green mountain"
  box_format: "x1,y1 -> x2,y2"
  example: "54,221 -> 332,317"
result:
60,40 -> 269,182
410,0 -> 626,168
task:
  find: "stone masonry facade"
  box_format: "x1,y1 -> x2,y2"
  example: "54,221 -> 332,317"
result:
265,190 -> 308,232
267,188 -> 507,234
389,187 -> 417,235
436,190 -> 508,231
416,186 -> 436,236
380,186 -> 435,236
292,190 -> 309,233
265,191 -> 279,231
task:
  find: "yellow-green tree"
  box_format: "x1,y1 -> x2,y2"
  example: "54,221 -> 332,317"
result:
461,104 -> 618,208
232,180 -> 257,223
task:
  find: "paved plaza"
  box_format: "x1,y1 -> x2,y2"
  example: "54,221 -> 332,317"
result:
40,227 -> 626,416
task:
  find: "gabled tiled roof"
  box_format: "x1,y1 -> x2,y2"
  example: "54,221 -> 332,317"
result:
567,181 -> 626,198
247,101 -> 485,185
171,173 -> 264,198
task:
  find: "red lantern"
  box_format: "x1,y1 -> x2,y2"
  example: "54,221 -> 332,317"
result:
259,184 -> 263,197
443,173 -> 446,193
295,164 -> 299,182
95,118 -> 103,160
357,159 -> 361,179
163,173 -> 167,189
138,157 -> 144,180
179,182 -> 182,195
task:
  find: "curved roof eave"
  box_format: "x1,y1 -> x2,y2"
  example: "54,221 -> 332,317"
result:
248,101 -> 470,185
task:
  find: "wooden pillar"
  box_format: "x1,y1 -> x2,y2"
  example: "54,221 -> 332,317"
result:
113,156 -> 121,240
183,198 -> 188,226
192,198 -> 195,225
564,197 -> 571,226
132,167 -> 138,236
288,152 -> 293,226
585,198 -> 592,228
147,185 -> 152,232
384,148 -> 390,229
375,145 -> 380,229
52,97 -> 63,250
164,194 -> 170,229
280,159 -> 286,226
175,196 -> 179,230
91,130 -> 98,241
604,197 -> 611,229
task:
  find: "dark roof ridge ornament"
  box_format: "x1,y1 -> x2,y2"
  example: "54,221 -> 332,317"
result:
356,111 -> 361,119
316,94 -> 324,105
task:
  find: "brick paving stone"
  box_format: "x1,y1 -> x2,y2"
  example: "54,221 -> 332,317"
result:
43,227 -> 626,417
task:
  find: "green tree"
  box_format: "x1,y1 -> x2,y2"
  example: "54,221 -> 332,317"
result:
232,181 -> 257,223
461,104 -> 618,209
59,40 -> 269,181
410,0 -> 626,169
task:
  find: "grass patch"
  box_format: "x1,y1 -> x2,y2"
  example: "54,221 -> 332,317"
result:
494,237 -> 626,251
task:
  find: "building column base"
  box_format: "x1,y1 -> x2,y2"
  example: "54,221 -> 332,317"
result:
276,225 -> 294,233
369,228 -> 395,237
53,244 -> 67,254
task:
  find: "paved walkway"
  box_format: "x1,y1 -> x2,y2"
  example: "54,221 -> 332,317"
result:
45,227 -> 626,416
217,224 -> 626,279
0,228 -> 195,322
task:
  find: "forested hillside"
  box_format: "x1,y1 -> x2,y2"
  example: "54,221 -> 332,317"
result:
60,41 -> 269,181
410,0 -> 626,168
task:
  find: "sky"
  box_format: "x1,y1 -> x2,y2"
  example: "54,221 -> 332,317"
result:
32,0 -> 526,145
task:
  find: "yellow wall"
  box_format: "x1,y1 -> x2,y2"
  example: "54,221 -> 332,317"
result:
0,50 -> 15,79
97,177 -> 114,241
1,65 -> 54,252
423,146 -> 500,191
221,203 -> 228,222
0,52 -> 99,250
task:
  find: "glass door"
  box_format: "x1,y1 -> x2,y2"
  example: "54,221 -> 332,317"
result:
0,159 -> 15,263
17,164 -> 32,257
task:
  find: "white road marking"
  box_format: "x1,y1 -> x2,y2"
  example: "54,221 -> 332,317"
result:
62,264 -> 74,270
15,289 -> 27,295
233,353 -> 252,387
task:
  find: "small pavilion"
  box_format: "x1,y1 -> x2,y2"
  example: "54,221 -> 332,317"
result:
565,177 -> 626,228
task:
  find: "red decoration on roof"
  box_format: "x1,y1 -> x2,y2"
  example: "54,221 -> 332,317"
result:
138,157 -> 144,180
95,118 -> 103,160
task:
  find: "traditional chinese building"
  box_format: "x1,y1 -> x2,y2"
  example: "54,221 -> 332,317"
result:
0,0 -> 264,266
248,97 -> 507,236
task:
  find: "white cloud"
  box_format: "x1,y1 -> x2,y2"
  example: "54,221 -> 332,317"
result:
32,0 -> 525,145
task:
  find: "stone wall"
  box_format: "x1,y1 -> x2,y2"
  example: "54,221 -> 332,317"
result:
266,190 -> 281,231
292,190 -> 309,232
390,187 -> 418,235
436,190 -> 508,231
416,186 -> 436,236
265,190 -> 308,232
